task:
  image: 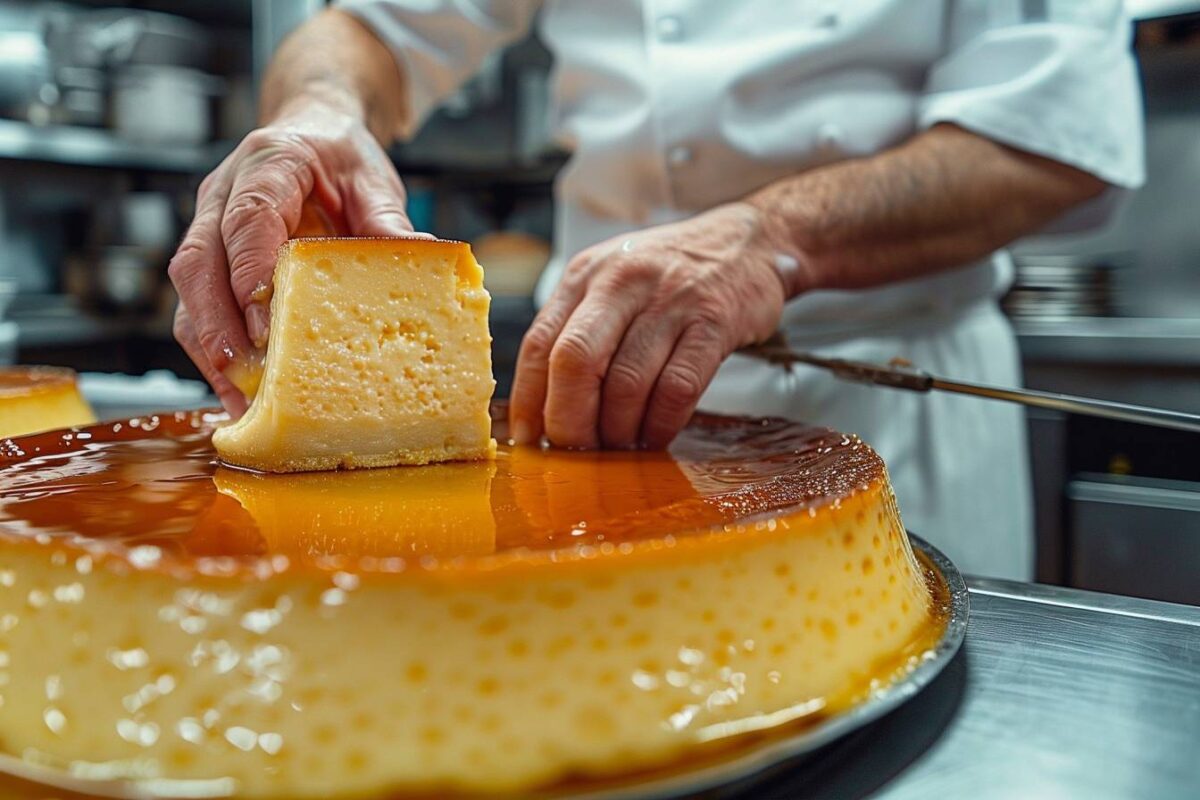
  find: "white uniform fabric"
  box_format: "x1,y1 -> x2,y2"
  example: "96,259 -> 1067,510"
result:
339,0 -> 1145,579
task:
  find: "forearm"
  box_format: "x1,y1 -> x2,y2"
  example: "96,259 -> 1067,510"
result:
748,123 -> 1107,297
259,8 -> 408,143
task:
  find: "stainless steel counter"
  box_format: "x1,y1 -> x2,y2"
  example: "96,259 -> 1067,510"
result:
733,578 -> 1200,799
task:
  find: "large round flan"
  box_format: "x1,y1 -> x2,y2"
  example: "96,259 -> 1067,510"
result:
0,404 -> 941,798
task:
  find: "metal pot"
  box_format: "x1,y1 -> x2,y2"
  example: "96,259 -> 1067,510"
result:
111,66 -> 218,145
90,192 -> 177,251
45,7 -> 209,72
0,2 -> 54,122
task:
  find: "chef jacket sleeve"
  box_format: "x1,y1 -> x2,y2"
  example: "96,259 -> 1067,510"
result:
919,0 -> 1144,232
336,0 -> 542,139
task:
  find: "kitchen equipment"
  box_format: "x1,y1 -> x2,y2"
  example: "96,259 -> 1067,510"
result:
1067,472 -> 1200,605
111,66 -> 218,145
0,276 -> 15,321
0,224 -> 51,294
0,321 -> 15,365
49,65 -> 105,127
89,191 -> 177,251
515,66 -> 552,163
119,193 -> 175,250
217,73 -> 255,140
45,7 -> 208,73
63,246 -> 163,314
41,6 -> 213,132
0,2 -> 53,123
0,277 -> 15,365
741,340 -> 1200,434
1003,253 -> 1131,319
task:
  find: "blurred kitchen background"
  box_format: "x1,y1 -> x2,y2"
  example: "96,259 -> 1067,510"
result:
0,0 -> 1198,603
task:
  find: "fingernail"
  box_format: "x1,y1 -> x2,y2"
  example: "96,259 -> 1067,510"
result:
246,304 -> 270,348
511,419 -> 536,446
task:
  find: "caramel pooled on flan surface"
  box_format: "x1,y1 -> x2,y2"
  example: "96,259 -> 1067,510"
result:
0,367 -> 95,439
0,405 -> 940,798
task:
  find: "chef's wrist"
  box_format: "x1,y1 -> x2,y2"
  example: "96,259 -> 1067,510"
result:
264,83 -> 369,129
735,199 -> 817,301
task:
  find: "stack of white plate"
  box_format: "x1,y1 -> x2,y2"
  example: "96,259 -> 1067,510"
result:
1003,253 -> 1131,319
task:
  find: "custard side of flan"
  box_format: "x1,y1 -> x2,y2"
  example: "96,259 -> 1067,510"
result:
0,416 -> 936,798
212,237 -> 496,472
0,367 -> 95,439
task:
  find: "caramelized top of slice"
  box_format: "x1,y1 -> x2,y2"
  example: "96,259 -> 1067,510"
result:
0,403 -> 885,577
282,235 -> 469,260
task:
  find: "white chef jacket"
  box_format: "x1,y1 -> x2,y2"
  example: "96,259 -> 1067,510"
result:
340,0 -> 1145,580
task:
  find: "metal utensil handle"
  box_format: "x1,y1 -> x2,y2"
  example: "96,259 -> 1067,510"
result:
743,346 -> 935,391
930,377 -> 1200,434
807,356 -> 933,392
741,343 -> 1200,434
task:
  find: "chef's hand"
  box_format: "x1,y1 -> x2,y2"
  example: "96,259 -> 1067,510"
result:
169,96 -> 420,417
509,203 -> 793,450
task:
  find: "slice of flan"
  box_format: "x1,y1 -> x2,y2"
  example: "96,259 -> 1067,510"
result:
0,406 -> 942,799
212,237 -> 496,473
0,367 -> 95,439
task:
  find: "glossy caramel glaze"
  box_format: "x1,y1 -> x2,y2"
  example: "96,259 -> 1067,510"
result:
0,402 -> 885,576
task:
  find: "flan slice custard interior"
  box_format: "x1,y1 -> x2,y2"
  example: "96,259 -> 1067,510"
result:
213,237 -> 496,473
0,406 -> 944,798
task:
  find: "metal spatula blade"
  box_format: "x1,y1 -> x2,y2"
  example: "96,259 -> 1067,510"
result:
739,341 -> 1200,434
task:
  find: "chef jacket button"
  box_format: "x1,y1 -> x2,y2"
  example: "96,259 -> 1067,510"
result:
816,123 -> 843,150
667,145 -> 693,166
656,15 -> 684,41
816,10 -> 839,28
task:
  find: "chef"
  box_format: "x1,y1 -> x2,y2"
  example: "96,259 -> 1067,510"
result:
167,1 -> 1143,580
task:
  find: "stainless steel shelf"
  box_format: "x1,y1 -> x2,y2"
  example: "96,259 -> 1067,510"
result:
0,119 -> 233,174
1014,316 -> 1200,366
